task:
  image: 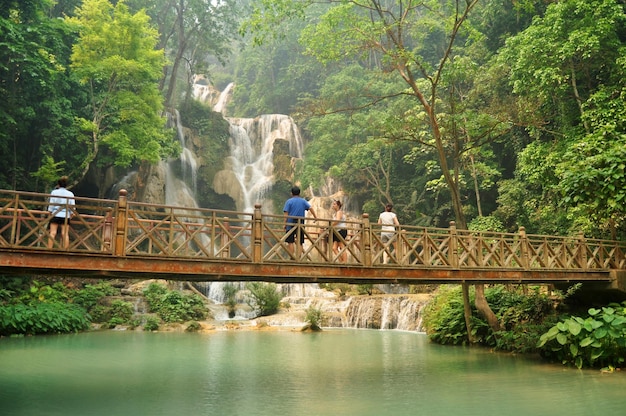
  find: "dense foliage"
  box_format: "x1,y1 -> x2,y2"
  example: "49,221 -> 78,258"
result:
423,285 -> 558,352
0,302 -> 90,336
0,278 -> 213,335
0,279 -> 117,335
143,282 -> 208,323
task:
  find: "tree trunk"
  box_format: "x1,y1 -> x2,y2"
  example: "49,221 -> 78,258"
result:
461,283 -> 475,343
474,284 -> 501,332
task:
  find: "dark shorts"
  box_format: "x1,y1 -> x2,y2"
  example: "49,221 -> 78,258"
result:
332,228 -> 348,241
50,216 -> 71,225
285,227 -> 304,244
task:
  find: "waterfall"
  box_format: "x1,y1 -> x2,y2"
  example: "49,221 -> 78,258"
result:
213,82 -> 234,114
171,110 -> 199,196
214,114 -> 304,213
344,296 -> 426,331
191,74 -> 216,104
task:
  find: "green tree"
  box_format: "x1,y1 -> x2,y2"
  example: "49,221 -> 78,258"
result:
67,0 -> 175,193
0,0 -> 87,191
500,0 -> 626,237
129,0 -> 240,109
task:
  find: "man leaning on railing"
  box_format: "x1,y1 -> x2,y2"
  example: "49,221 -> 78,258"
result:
47,176 -> 75,249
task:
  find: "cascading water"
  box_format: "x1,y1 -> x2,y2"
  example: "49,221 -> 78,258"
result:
213,82 -> 233,114
174,109 -> 199,196
344,296 -> 426,331
220,114 -> 303,213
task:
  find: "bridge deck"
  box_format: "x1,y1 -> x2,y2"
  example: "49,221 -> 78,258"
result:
0,189 -> 624,287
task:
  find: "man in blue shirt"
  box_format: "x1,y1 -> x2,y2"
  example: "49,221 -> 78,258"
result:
283,186 -> 317,256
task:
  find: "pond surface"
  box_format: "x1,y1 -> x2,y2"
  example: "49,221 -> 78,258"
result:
1,330 -> 625,416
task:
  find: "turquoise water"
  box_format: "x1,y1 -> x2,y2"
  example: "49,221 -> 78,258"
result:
1,330 -> 625,416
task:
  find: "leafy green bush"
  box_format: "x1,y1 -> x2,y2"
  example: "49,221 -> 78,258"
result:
356,284 -> 373,295
305,306 -> 324,330
423,285 -> 558,350
0,303 -> 90,335
537,303 -> 626,369
143,283 -> 208,323
245,282 -> 282,317
143,316 -> 160,331
100,299 -> 134,328
422,286 -> 471,345
17,281 -> 72,305
72,282 -> 119,311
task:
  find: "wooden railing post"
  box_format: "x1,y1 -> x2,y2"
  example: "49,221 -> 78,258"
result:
449,221 -> 458,268
10,193 -> 19,246
222,217 -> 231,258
398,229 -> 406,265
362,213 -> 372,266
102,209 -> 113,252
578,232 -> 587,269
519,226 -> 529,269
253,204 -> 263,263
114,189 -> 128,256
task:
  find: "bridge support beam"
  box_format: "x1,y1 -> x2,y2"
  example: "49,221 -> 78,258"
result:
609,270 -> 626,293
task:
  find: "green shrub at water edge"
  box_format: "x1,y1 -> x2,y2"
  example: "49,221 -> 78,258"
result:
422,286 -> 473,345
537,302 -> 626,369
143,316 -> 160,331
422,285 -> 558,350
143,283 -> 208,323
305,306 -> 324,330
97,299 -> 135,328
245,282 -> 282,317
0,303 -> 90,335
72,282 -> 119,311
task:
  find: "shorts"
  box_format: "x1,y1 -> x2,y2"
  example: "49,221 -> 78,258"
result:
285,227 -> 304,244
332,228 -> 348,241
50,216 -> 71,225
381,232 -> 395,243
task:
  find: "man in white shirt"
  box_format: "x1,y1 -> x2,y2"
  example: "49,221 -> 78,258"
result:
47,176 -> 75,249
378,203 -> 399,264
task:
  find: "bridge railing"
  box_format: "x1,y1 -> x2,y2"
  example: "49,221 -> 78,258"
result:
1,188 -> 626,271
122,197 -> 254,260
0,189 -> 117,252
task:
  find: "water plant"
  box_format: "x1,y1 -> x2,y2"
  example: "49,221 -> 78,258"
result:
0,303 -> 90,335
185,321 -> 201,332
537,302 -> 626,369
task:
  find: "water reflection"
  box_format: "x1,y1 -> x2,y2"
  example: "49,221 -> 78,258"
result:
1,330 -> 625,416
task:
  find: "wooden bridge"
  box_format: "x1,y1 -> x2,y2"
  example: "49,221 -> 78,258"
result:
1,189 -> 626,292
